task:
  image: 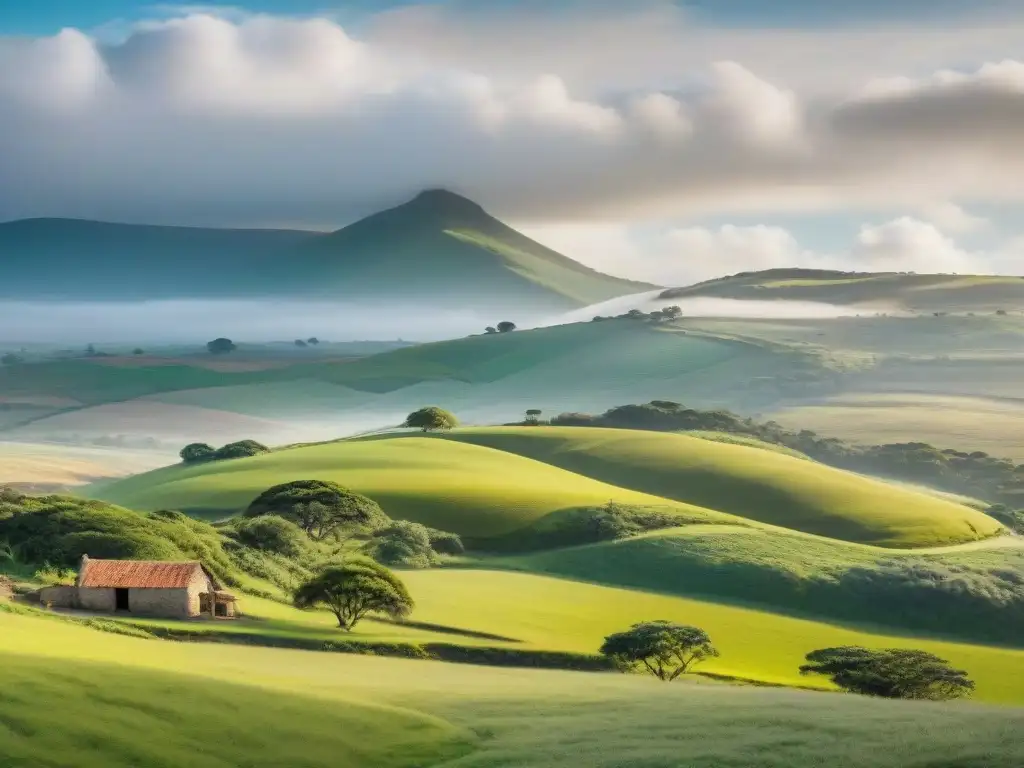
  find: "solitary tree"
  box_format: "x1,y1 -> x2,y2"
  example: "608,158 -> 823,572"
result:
293,557 -> 414,630
245,479 -> 385,541
600,621 -> 719,681
497,321 -> 517,333
525,409 -> 543,425
179,442 -> 216,464
403,406 -> 459,432
206,337 -> 236,355
800,647 -> 974,701
132,348 -> 145,356
307,337 -> 320,345
484,326 -> 498,334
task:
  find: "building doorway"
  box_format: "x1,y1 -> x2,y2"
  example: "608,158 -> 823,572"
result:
115,588 -> 130,611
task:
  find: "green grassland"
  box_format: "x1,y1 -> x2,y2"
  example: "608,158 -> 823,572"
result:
95,434 -> 733,535
3,607 -> 1024,768
663,269 -> 1024,311
772,393 -> 1024,461
96,427 -> 1000,547
434,427 -> 1000,547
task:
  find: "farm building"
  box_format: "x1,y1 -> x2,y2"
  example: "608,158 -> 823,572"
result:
39,555 -> 236,619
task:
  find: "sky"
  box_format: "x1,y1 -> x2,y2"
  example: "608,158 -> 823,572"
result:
2,1 -> 1024,286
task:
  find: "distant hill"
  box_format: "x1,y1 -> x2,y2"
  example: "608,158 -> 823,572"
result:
661,268 -> 1024,311
0,190 -> 651,309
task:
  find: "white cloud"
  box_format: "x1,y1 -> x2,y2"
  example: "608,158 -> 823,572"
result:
4,11 -> 1024,227
917,202 -> 989,234
522,217 -> 1021,287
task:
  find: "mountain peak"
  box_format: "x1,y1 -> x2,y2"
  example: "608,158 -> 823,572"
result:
407,188 -> 487,217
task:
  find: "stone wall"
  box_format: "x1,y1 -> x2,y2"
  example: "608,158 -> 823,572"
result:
38,585 -> 79,608
79,587 -> 117,612
127,587 -> 192,618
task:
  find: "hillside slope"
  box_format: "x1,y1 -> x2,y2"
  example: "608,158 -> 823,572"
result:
435,428 -> 1002,547
0,190 -> 648,307
96,427 -> 1000,547
662,268 -> 1024,311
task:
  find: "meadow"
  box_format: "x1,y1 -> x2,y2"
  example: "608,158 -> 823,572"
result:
3,607 -> 1024,768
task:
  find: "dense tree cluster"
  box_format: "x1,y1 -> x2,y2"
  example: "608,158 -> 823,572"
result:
244,480 -> 386,541
591,305 -> 683,323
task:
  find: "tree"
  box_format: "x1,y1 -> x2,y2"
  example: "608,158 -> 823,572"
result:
85,343 -> 97,356
132,348 -> 145,355
403,406 -> 459,432
213,439 -> 269,460
800,647 -> 974,700
484,326 -> 498,334
293,557 -> 414,630
525,408 -> 542,425
232,515 -> 307,557
307,337 -> 320,345
497,321 -> 517,333
206,337 -> 236,355
179,442 -> 216,464
245,479 -> 386,541
600,621 -> 719,681
661,305 -> 683,320
294,339 -> 308,348
625,309 -> 645,320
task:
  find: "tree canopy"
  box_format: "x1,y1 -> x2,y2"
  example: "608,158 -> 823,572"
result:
244,479 -> 386,541
206,337 -> 236,354
497,321 -> 517,333
800,646 -> 974,700
403,406 -> 459,432
179,442 -> 216,464
600,620 -> 719,681
293,557 -> 413,630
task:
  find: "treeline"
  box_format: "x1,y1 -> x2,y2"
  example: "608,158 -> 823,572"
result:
547,401 -> 1024,518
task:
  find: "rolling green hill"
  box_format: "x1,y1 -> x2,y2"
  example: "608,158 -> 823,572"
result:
435,427 -> 1001,547
662,268 -> 1024,311
0,190 -> 648,308
5,608 -> 1024,767
96,426 -> 1000,548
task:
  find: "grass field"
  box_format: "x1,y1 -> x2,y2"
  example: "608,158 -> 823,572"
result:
95,427 -> 1001,546
3,608 -> 1024,768
94,433 -> 735,535
434,427 -> 1000,547
773,393 -> 1024,460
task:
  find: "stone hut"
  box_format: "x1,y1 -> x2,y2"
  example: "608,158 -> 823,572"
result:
40,555 -> 236,619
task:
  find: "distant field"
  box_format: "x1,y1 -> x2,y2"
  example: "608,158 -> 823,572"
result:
3,607 -> 1024,768
773,393 -> 1024,459
0,441 -> 168,488
664,269 -> 1024,311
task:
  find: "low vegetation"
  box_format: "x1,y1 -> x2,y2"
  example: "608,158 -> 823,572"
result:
800,647 -> 975,701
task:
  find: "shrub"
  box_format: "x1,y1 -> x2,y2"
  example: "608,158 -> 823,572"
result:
427,528 -> 464,556
370,521 -> 437,568
34,565 -> 76,586
179,442 -> 216,464
61,530 -> 181,561
231,515 -> 307,557
214,440 -> 270,460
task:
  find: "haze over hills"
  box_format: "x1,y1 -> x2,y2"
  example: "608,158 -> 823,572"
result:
0,189 -> 651,312
661,269 -> 1024,312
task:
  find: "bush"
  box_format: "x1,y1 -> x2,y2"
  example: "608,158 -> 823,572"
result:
61,530 -> 181,561
427,529 -> 464,556
214,440 -> 270,460
180,442 -> 216,464
231,516 -> 307,557
370,521 -> 437,568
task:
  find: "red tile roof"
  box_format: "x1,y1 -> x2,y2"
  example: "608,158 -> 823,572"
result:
79,559 -> 205,589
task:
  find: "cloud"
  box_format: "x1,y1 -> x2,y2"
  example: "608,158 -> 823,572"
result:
522,217 -> 1021,287
3,11 -> 1024,226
